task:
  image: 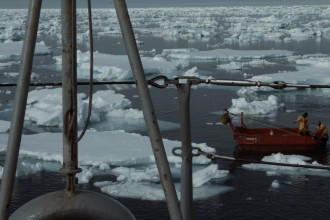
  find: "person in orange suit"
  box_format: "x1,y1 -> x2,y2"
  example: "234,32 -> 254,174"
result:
316,120 -> 328,142
294,112 -> 309,135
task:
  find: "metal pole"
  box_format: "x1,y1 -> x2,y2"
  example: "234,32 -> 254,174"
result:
113,1 -> 183,219
0,0 -> 42,218
176,83 -> 193,220
60,0 -> 81,193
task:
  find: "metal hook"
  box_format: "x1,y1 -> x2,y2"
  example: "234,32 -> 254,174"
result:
148,75 -> 169,88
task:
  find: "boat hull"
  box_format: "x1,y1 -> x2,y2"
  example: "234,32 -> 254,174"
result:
232,127 -> 326,153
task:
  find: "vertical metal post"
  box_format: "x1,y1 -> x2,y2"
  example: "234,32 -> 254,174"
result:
176,83 -> 193,220
60,0 -> 81,192
0,0 -> 42,218
113,0 -> 183,219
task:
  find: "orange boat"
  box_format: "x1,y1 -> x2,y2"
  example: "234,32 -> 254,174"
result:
221,111 -> 327,153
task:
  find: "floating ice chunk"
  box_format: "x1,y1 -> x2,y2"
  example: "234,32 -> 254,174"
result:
0,130 -> 215,167
25,88 -> 65,127
112,166 -> 160,183
228,95 -> 279,115
106,108 -> 143,118
243,153 -> 330,177
164,48 -> 293,61
289,28 -> 317,39
2,6 -> 330,45
3,72 -> 19,77
99,163 -> 110,171
236,55 -> 330,95
95,181 -> 171,200
16,162 -> 42,177
25,88 -> 138,127
55,51 -> 189,80
192,164 -> 229,188
271,180 -> 280,188
0,121 -> 10,133
0,40 -> 50,59
90,90 -> 132,116
0,166 -> 3,180
217,62 -> 244,70
247,59 -> 275,67
94,180 -> 232,201
77,168 -> 94,184
183,66 -> 200,77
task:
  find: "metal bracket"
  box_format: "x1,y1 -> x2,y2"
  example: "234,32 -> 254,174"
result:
172,147 -> 201,157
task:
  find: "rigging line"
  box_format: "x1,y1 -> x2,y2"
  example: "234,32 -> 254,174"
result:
243,117 -> 300,136
0,81 -> 136,87
76,0 -> 93,143
198,149 -> 330,171
228,112 -> 301,136
2,76 -> 330,88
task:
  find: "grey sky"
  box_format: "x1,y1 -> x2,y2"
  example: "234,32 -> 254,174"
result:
1,0 -> 329,9
1,0 -> 198,9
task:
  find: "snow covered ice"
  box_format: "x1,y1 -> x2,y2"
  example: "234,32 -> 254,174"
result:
1,4 -> 330,202
243,153 -> 330,177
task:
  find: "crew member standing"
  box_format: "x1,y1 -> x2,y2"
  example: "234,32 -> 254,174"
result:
294,112 -> 309,135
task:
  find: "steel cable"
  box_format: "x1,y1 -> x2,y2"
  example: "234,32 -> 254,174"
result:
198,149 -> 330,170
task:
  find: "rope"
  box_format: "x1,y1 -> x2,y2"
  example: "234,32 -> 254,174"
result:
198,149 -> 330,170
229,112 -> 301,137
75,0 -> 93,143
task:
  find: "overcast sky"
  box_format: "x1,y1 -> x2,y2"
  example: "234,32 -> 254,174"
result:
1,0 -> 329,9
1,0 -> 200,9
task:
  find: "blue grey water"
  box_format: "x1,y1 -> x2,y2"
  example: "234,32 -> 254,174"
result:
1,1 -> 330,219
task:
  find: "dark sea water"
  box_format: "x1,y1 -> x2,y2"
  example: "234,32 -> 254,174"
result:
2,2 -> 330,220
